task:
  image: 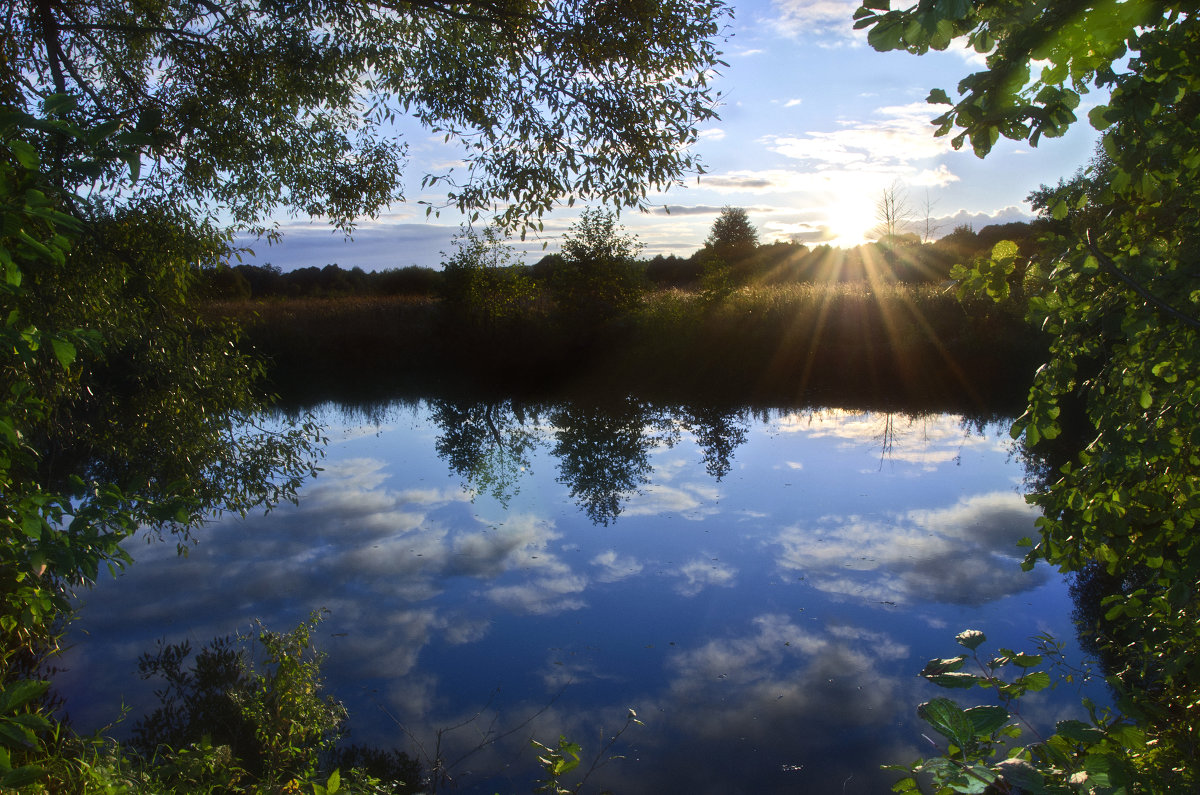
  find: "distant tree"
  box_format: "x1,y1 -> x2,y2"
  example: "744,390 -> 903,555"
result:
870,181 -> 914,243
551,208 -> 646,325
440,225 -> 537,330
919,190 -> 942,243
706,206 -> 759,262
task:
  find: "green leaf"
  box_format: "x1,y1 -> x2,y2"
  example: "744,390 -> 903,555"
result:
918,698 -> 976,748
1014,671 -> 1051,692
1055,719 -> 1104,744
0,681 -> 50,714
9,140 -> 39,170
956,630 -> 986,650
927,671 -> 982,688
993,758 -> 1045,791
964,705 -> 1009,735
0,765 -> 46,789
50,338 -> 76,370
1051,200 -> 1068,220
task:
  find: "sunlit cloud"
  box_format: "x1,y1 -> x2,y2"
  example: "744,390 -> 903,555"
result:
770,0 -> 863,41
766,103 -> 955,166
699,128 -> 727,141
485,572 -> 588,614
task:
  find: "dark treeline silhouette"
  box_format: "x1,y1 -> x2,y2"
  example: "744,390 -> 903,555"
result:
203,220 -> 1051,301
203,262 -> 444,300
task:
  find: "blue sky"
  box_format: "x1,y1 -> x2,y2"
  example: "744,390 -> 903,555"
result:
241,0 -> 1103,272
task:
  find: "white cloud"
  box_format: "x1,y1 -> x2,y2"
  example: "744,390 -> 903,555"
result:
770,0 -> 863,40
699,128 -> 727,141
766,103 -> 955,166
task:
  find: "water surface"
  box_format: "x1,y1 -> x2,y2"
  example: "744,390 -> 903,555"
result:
61,397 -> 1089,793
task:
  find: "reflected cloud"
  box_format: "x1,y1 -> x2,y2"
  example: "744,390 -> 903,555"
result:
599,614 -> 919,792
674,557 -> 738,596
776,491 -> 1046,605
591,550 -> 644,582
623,482 -> 720,520
774,409 -> 1006,470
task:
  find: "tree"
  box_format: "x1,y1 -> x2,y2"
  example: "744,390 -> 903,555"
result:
7,0 -> 730,231
550,207 -> 646,325
870,180 -> 913,243
855,0 -> 1200,783
706,206 -> 758,262
439,224 -> 537,331
701,206 -> 758,292
918,190 -> 941,243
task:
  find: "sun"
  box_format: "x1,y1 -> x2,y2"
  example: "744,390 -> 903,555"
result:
824,202 -> 877,248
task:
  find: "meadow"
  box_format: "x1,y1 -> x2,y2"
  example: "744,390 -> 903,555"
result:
210,280 -> 1044,412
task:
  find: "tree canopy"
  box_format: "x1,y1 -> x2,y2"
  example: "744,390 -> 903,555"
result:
8,0 -> 730,231
705,206 -> 758,260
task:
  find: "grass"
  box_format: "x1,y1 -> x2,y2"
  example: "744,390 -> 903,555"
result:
207,282 -> 1045,411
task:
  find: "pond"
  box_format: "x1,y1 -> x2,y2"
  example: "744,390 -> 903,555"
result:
59,395 -> 1095,793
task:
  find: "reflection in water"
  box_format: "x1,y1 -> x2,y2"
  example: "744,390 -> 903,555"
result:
432,396 -> 749,526
59,399 -> 1092,794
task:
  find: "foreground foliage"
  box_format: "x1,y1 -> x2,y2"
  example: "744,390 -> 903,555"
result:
856,0 -> 1200,788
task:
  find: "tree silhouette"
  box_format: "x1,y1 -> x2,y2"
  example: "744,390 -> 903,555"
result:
706,206 -> 759,263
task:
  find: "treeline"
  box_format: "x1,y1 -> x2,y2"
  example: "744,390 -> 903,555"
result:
203,220 -> 1049,301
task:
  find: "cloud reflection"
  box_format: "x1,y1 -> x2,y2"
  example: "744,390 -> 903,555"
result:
674,557 -> 738,596
776,491 -> 1046,605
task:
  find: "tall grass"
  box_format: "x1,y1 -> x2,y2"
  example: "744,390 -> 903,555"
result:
210,282 -> 1044,410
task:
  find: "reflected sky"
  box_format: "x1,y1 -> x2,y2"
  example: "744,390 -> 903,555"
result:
60,401 -> 1090,793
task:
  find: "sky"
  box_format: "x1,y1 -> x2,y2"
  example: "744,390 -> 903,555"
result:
238,0 -> 1104,272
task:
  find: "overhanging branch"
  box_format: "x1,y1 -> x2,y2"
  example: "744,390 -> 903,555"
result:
1085,229 -> 1200,332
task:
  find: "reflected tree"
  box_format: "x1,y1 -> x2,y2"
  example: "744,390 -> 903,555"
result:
550,398 -> 672,526
678,405 -> 748,481
430,399 -> 540,509
430,397 -> 754,525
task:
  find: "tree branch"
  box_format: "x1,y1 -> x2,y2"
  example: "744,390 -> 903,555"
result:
1085,229 -> 1200,332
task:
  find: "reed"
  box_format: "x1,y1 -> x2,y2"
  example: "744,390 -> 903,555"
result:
209,282 -> 1044,409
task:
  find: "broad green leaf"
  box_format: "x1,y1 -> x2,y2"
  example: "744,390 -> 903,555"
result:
993,758 -> 1045,792
964,705 -> 1009,735
956,629 -> 986,650
50,338 -> 76,370
1014,671 -> 1051,691
1055,719 -> 1104,744
9,140 -> 38,170
0,681 -> 50,714
918,698 -> 976,748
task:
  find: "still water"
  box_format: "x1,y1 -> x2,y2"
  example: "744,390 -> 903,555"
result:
60,396 -> 1089,793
